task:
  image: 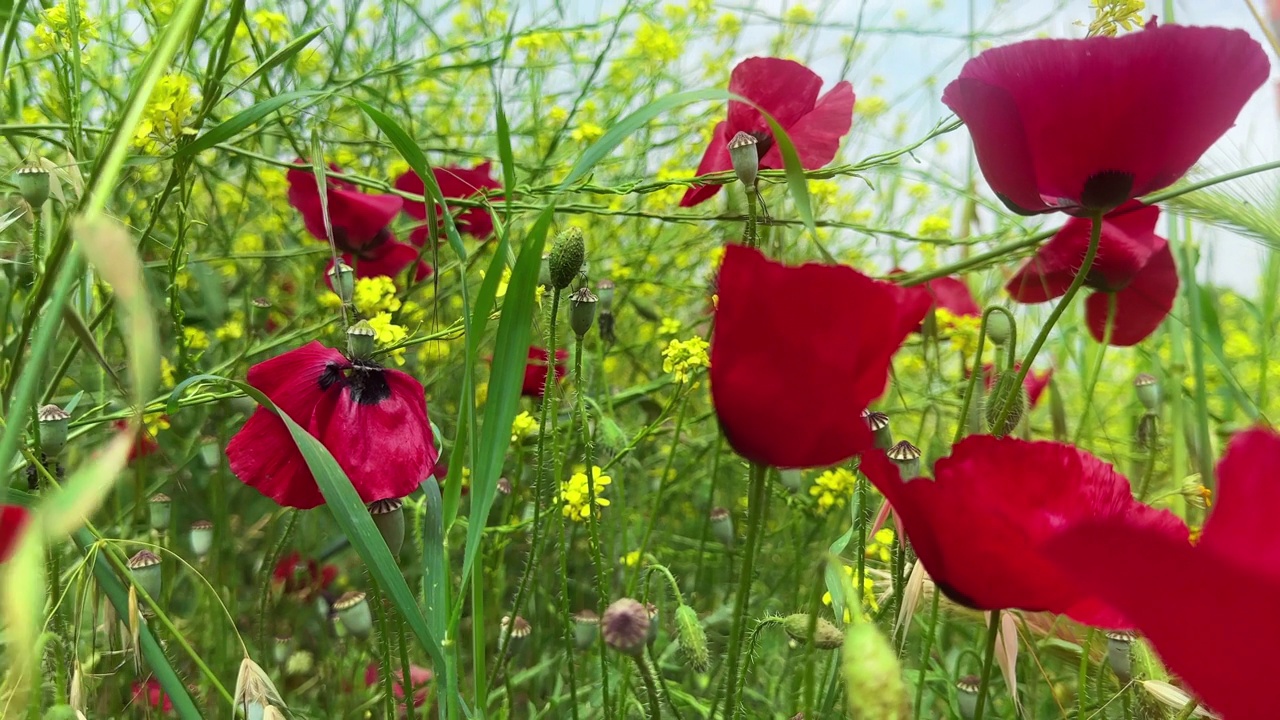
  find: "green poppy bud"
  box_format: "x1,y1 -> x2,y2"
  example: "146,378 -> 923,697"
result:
346,319 -> 376,359
189,520 -> 213,559
148,494 -> 171,533
782,614 -> 843,650
985,372 -> 1026,435
128,550 -> 162,601
985,311 -> 1013,346
16,166 -> 50,209
842,622 -> 908,720
570,287 -> 598,338
548,227 -> 586,290
726,131 -> 759,188
675,604 -> 709,672
37,404 -> 70,457
334,591 -> 373,639
368,498 -> 405,556
1134,373 -> 1160,410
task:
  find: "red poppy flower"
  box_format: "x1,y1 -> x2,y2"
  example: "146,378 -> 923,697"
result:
1044,427 -> 1280,719
272,550 -> 338,600
978,362 -> 1053,408
522,346 -> 568,398
681,57 -> 855,207
925,276 -> 980,318
113,418 -> 160,461
1006,202 -> 1178,346
226,341 -> 439,509
0,505 -> 30,564
395,163 -> 503,244
860,435 -> 1188,629
364,662 -> 435,712
287,163 -> 404,249
323,237 -> 433,286
130,679 -> 174,712
711,244 -> 931,468
942,22 -> 1268,215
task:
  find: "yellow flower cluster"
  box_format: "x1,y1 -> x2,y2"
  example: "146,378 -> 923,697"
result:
634,21 -> 680,63
917,214 -> 952,239
184,326 -> 210,351
560,466 -> 612,521
510,411 -> 539,443
353,276 -> 402,316
865,527 -> 896,563
367,313 -> 408,366
134,75 -> 198,153
570,122 -> 605,143
809,468 -> 857,511
662,337 -> 710,383
30,1 -> 99,54
659,317 -> 682,336
216,316 -> 244,342
935,307 -> 982,357
620,550 -> 642,567
822,565 -> 880,623
1088,0 -> 1145,37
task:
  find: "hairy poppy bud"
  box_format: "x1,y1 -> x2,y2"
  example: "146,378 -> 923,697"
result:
570,287 -> 598,338
1106,631 -> 1134,683
574,610 -> 600,650
710,506 -> 734,548
842,622 -> 908,720
985,372 -> 1027,435
38,404 -> 70,457
863,410 -> 892,451
549,227 -> 585,290
334,591 -> 373,639
675,604 -> 709,672
327,261 -> 354,304
148,494 -> 171,533
985,311 -> 1013,346
189,520 -> 213,559
596,279 -> 616,310
887,441 -> 921,481
347,320 -> 376,359
368,498 -> 405,556
1134,373 -> 1160,410
727,131 -> 759,188
128,550 -> 162,601
956,676 -> 980,719
602,598 -> 650,655
782,614 -> 843,650
16,165 -> 50,209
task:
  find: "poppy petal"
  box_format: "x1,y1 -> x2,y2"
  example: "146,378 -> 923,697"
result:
1044,522 -> 1278,720
327,239 -> 434,285
1084,239 -> 1178,346
1199,427 -> 1280,574
727,57 -> 824,135
710,244 -> 931,468
287,167 -> 403,248
522,346 -> 568,397
0,504 -> 31,564
941,78 -> 1050,214
925,276 -> 980,317
861,436 -> 1188,628
311,367 -> 439,503
758,80 -> 855,170
395,165 -> 502,243
680,121 -> 733,207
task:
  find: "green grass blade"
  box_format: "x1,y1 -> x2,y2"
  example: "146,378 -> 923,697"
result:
174,90 -> 326,160
234,27 -> 327,92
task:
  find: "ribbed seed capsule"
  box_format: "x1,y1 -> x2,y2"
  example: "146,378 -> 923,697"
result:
862,410 -> 893,451
189,520 -> 213,559
573,610 -> 600,650
334,591 -> 372,639
148,494 -> 171,532
346,320 -> 376,359
327,261 -> 354,304
37,404 -> 70,456
128,550 -> 162,601
887,441 -> 922,481
16,166 -> 51,209
368,498 -> 405,556
726,131 -> 759,188
1106,631 -> 1134,683
570,287 -> 598,338
956,676 -> 980,719
709,507 -> 734,548
1134,373 -> 1161,410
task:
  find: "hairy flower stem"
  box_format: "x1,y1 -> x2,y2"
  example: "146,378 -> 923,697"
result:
994,212 -> 1105,433
255,510 -> 298,652
724,461 -> 769,719
369,582 -> 398,720
1077,629 -> 1096,719
559,481 -> 580,719
576,335 -> 612,712
972,610 -> 1002,720
31,211 -> 42,281
912,591 -> 943,719
634,652 -> 665,720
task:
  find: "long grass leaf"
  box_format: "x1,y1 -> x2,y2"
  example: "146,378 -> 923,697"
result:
175,90 -> 326,160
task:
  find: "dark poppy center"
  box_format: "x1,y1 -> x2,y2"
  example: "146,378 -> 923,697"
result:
317,360 -> 393,406
1079,171 -> 1135,213
748,130 -> 774,161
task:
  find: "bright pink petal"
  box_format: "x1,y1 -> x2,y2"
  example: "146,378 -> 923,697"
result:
1084,239 -> 1178,346
287,166 -> 402,248
1199,427 -> 1280,576
521,346 -> 568,397
941,77 -> 1049,214
394,171 -> 428,221
680,121 -> 733,207
711,245 -> 931,468
328,239 -> 433,285
0,505 -> 30,564
759,81 -> 855,170
925,276 -> 980,317
1025,367 -> 1052,408
311,366 -> 439,503
727,57 -> 823,135
395,164 -> 502,242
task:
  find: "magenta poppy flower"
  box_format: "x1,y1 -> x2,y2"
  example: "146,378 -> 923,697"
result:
0,505 -> 30,564
323,238 -> 434,285
711,244 -> 931,468
522,346 -> 568,397
226,341 -> 439,509
860,435 -> 1188,629
364,661 -> 434,712
272,550 -> 338,601
395,163 -> 503,244
681,57 -> 855,207
1044,427 -> 1280,719
925,276 -> 981,318
130,679 -> 174,712
943,22 -> 1268,215
1006,202 -> 1178,346
978,362 -> 1053,408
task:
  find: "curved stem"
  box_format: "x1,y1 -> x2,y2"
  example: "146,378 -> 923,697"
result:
911,590 -> 942,720
971,610 -> 1002,720
723,462 -> 769,719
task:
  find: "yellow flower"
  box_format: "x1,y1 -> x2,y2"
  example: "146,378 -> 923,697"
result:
30,1 -> 99,54
935,307 -> 982,356
216,319 -> 244,342
855,95 -> 888,119
621,550 -> 642,568
809,468 -> 857,511
716,12 -> 742,39
658,317 -> 682,336
233,233 -> 265,254
1088,0 -> 1145,37
184,327 -> 210,351
367,313 -> 408,366
634,21 -> 680,62
160,357 -> 176,388
144,412 -> 171,437
560,466 -> 612,522
784,4 -> 815,23
822,566 -> 880,622
318,290 -> 344,310
865,527 -> 895,563
511,411 -> 539,443
352,276 -> 401,316
662,337 -> 710,383
134,74 -> 198,153
548,106 -> 569,123
917,214 -> 952,239
570,122 -> 605,143
250,9 -> 289,41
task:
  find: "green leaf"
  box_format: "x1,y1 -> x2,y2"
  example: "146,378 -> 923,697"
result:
236,27 -> 327,91
173,90 -> 326,160
823,497 -> 858,627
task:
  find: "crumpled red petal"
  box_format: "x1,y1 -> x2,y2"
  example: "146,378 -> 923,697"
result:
325,237 -> 434,287
0,504 -> 31,564
925,276 -> 980,317
1198,428 -> 1280,575
759,81 -> 855,170
288,164 -> 403,248
395,164 -> 502,244
727,57 -> 824,135
679,121 -> 732,207
522,346 -> 568,397
710,244 -> 931,468
1083,238 -> 1178,346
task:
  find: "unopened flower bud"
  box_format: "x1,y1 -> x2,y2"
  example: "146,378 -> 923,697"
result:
549,227 -> 585,290
674,604 -> 709,672
1106,631 -> 1134,683
985,372 -> 1027,435
862,410 -> 892,451
570,287 -> 598,338
842,622 -> 908,720
596,279 -> 616,310
16,165 -> 50,209
128,550 -> 162,601
985,311 -> 1013,346
887,441 -> 921,481
347,320 -> 376,358
334,591 -> 372,639
368,498 -> 405,556
1134,373 -> 1160,410
38,404 -> 70,456
726,131 -> 759,188
189,520 -> 213,559
574,610 -> 600,650
327,260 -> 355,304
956,676 -> 980,719
602,598 -> 650,655
710,507 -> 734,548
148,494 -> 171,532
782,614 -> 843,650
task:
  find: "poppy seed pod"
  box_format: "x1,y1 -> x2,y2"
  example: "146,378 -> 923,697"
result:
596,279 -> 615,310
570,287 -> 598,338
984,371 -> 1027,435
548,227 -> 585,290
709,506 -> 734,548
15,166 -> 50,209
726,131 -> 759,188
956,676 -> 980,719
779,469 -> 804,493
334,591 -> 373,639
601,598 -> 650,655
887,441 -> 922,481
188,520 -> 213,559
273,635 -> 293,665
782,614 -> 843,650
327,261 -> 355,304
346,319 -> 377,359
37,404 -> 70,457
127,550 -> 162,601
1134,373 -> 1161,410
674,604 -> 710,672
862,410 -> 892,451
368,498 -> 405,556
198,437 -> 221,469
985,312 -> 1013,346
500,614 -> 531,646
573,610 -> 600,650
148,494 -> 171,533
841,622 -> 908,720
1106,631 -> 1134,683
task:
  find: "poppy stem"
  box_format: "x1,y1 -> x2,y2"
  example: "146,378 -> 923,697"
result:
911,590 -> 942,720
723,461 -> 769,719
994,211 -> 1105,434
575,335 -> 612,713
744,188 -> 759,248
633,651 -> 664,720
369,582 -> 398,720
971,609 -> 1002,720
1074,296 -> 1116,445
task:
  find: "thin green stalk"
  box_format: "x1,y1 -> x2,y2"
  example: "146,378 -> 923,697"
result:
1077,629 -> 1096,719
1074,295 -> 1116,445
471,555 -> 488,717
256,510 -> 298,652
971,610 -> 1002,720
1173,699 -> 1201,720
911,591 -> 942,720
559,494 -> 580,718
575,335 -> 611,712
993,212 -> 1105,433
629,393 -> 691,590
723,462 -> 768,719
370,582 -> 398,720
633,652 -> 664,720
